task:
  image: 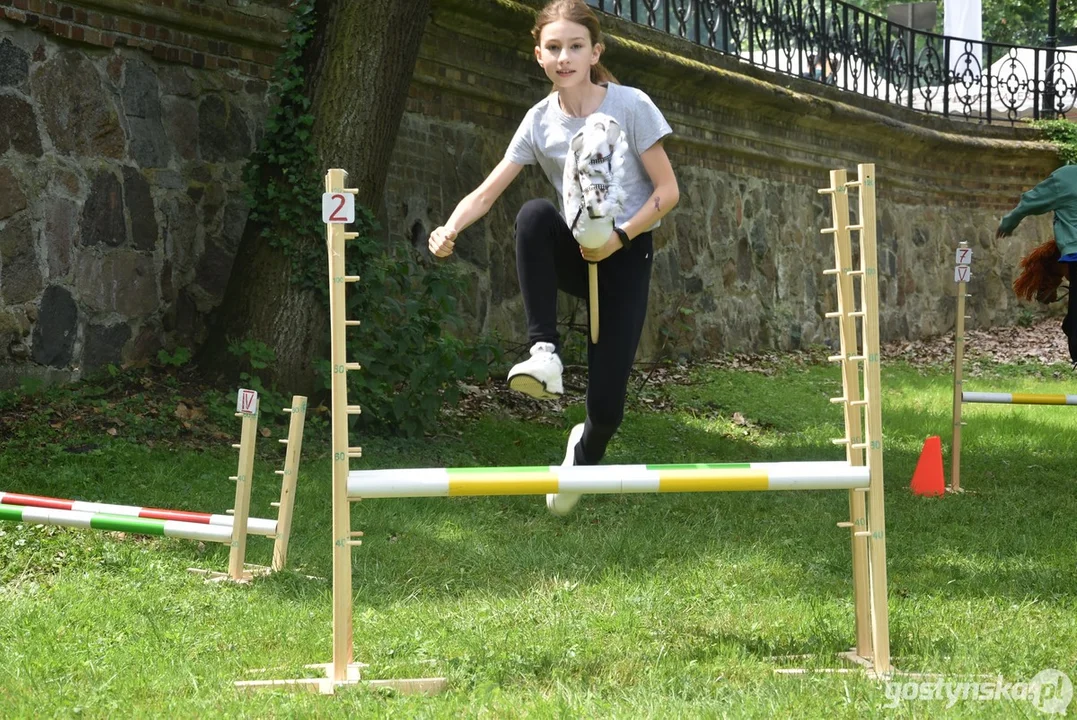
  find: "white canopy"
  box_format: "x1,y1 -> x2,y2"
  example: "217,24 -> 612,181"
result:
734,35 -> 1076,121
910,44 -> 1077,119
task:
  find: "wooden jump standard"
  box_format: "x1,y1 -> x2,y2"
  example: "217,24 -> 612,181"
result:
0,392 -> 307,582
234,165 -> 892,694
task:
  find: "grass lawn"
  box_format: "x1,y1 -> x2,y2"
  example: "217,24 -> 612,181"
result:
0,356 -> 1075,718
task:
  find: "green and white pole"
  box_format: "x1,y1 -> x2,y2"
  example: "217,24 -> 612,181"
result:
0,503 -> 234,543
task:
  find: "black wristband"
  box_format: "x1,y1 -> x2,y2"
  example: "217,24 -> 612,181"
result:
613,226 -> 631,251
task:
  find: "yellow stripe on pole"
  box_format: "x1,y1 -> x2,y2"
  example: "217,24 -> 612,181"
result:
657,469 -> 770,493
1009,393 -> 1069,405
449,473 -> 558,496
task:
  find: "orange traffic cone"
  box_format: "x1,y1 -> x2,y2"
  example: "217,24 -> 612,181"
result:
910,436 -> 945,497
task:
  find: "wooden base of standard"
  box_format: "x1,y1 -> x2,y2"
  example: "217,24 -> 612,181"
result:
187,563 -> 272,584
771,649 -> 895,679
588,262 -> 599,343
235,662 -> 447,696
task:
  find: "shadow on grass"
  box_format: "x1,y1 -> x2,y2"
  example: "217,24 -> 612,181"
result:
5,367 -> 1075,668
86,393 -> 1072,610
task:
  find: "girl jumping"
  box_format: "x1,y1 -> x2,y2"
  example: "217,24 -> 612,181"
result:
428,0 -> 679,515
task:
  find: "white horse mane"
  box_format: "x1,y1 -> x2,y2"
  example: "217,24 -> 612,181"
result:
562,112 -> 628,249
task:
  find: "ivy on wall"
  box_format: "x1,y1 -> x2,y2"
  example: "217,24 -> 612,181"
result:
242,0 -> 325,294
1033,119 -> 1077,165
242,0 -> 501,436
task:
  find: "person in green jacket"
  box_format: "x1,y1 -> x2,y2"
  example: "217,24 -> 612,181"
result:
998,164 -> 1077,366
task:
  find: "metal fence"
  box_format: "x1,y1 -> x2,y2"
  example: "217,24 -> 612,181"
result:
587,0 -> 1076,124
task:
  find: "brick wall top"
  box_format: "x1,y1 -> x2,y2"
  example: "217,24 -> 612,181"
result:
0,0 -> 290,78
428,0 -> 1060,209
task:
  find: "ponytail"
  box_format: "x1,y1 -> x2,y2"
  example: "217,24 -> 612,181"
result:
591,61 -> 617,85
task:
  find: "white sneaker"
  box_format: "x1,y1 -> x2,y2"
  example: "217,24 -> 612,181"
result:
547,423 -> 584,516
508,342 -> 563,399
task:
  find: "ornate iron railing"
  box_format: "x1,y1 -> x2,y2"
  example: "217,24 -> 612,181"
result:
587,0 -> 1076,124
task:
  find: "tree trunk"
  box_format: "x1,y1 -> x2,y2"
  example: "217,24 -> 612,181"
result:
307,0 -> 433,212
200,0 -> 432,394
202,219 -> 327,394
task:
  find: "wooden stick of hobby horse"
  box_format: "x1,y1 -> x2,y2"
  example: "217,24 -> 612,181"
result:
588,262 -> 599,343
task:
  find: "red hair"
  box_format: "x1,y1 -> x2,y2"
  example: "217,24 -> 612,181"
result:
1013,239 -> 1068,303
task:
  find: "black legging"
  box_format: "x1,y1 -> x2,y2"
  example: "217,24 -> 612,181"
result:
1065,263 -> 1077,364
515,199 -> 653,465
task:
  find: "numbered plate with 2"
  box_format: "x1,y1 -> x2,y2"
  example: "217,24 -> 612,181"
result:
322,192 -> 355,224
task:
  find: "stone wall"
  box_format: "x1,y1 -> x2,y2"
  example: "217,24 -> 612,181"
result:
0,1 -> 288,385
385,0 -> 1062,360
0,0 -> 1066,389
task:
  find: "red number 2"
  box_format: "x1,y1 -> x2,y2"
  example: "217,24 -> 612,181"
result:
329,194 -> 347,221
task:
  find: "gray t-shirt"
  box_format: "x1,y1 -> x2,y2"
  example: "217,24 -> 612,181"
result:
505,83 -> 673,229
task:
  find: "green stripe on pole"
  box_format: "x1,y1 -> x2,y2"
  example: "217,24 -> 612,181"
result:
0,504 -> 23,522
647,463 -> 752,470
89,513 -> 167,536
